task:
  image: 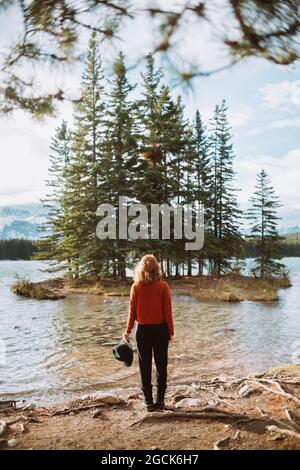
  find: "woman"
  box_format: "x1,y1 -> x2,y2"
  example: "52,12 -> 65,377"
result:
123,254 -> 175,412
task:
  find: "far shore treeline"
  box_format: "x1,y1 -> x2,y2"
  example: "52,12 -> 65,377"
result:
1,238 -> 299,261
35,33 -> 287,279
0,239 -> 36,260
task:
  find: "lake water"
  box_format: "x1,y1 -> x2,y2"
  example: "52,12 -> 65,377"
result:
0,258 -> 299,404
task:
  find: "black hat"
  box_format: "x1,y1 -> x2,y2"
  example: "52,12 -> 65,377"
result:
112,339 -> 133,367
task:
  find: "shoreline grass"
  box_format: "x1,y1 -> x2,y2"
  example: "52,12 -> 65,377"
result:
11,274 -> 292,302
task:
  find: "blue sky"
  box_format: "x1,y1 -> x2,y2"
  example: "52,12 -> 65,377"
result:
0,2 -> 299,228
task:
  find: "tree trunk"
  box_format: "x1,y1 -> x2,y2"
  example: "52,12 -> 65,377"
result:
166,258 -> 171,277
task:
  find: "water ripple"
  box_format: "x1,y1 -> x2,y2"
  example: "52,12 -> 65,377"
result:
0,259 -> 300,403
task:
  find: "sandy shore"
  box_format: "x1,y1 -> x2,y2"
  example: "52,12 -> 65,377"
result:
1,364 -> 299,450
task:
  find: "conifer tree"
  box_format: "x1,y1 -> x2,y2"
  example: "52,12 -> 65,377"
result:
137,54 -> 165,203
162,95 -> 188,276
137,62 -> 192,274
135,54 -> 167,264
63,32 -> 107,278
0,239 -> 36,260
180,122 -> 198,276
156,90 -> 189,275
36,120 -> 71,268
191,110 -> 212,275
39,41 -> 264,282
247,169 -> 285,277
209,100 -> 242,274
103,51 -> 139,278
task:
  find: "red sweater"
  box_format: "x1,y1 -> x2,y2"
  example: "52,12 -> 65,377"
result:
125,279 -> 175,338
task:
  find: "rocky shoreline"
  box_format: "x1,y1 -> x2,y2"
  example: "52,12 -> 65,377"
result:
11,274 -> 292,302
0,364 -> 299,450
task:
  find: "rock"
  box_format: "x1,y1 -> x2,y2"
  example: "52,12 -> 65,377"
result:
174,398 -> 205,410
250,363 -> 300,379
0,420 -> 7,437
95,394 -> 125,405
7,438 -> 19,448
171,394 -> 189,405
213,436 -> 231,450
238,384 -> 257,398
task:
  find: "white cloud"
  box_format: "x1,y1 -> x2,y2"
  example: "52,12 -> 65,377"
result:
270,118 -> 300,129
228,106 -> 253,128
0,113 -> 56,205
249,117 -> 300,135
187,105 -> 253,129
259,80 -> 300,110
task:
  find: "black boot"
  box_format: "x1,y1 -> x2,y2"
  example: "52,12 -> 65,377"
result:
154,386 -> 166,410
143,386 -> 155,412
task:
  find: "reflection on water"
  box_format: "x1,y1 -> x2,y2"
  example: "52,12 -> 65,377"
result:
0,259 -> 299,403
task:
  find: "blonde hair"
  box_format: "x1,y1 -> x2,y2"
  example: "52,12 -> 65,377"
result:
135,254 -> 162,284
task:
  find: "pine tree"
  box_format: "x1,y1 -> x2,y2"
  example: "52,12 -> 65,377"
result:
137,54 -> 165,205
102,51 -> 139,278
137,60 -> 192,274
178,117 -> 202,277
63,32 -> 107,278
209,100 -> 242,274
40,42 -> 277,283
192,110 -> 212,275
156,91 -> 190,275
162,95 -> 187,276
35,120 -> 71,268
247,169 -> 285,277
135,54 -> 166,264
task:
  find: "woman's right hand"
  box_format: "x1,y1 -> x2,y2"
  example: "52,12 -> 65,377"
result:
123,331 -> 130,342
169,335 -> 176,343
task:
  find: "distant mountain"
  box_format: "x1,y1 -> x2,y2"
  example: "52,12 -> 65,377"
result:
1,203 -> 298,241
0,203 -> 48,240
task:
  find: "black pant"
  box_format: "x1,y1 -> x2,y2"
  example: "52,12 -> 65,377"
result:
135,322 -> 169,397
